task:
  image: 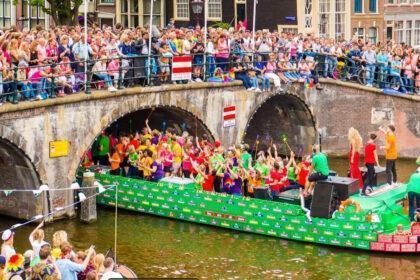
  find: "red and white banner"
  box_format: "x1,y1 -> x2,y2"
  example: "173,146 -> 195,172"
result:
172,56 -> 192,81
223,106 -> 236,128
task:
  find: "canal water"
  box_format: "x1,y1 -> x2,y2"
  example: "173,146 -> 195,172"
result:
1,157 -> 418,279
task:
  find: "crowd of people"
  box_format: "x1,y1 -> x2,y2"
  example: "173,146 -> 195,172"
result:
0,223 -> 123,280
84,117 -> 419,221
0,21 -> 420,105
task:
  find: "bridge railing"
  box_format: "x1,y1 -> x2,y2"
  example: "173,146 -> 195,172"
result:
0,51 -> 418,104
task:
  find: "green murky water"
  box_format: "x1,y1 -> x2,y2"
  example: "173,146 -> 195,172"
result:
1,158 -> 419,279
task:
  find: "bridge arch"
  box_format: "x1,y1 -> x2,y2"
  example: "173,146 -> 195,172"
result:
243,92 -> 317,156
70,105 -> 215,178
0,136 -> 42,219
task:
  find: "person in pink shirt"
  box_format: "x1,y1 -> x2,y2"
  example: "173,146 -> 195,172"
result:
107,58 -> 123,88
36,38 -> 48,63
215,35 -> 230,71
159,143 -> 174,176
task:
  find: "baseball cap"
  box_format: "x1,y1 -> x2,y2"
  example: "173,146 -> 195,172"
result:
2,229 -> 14,241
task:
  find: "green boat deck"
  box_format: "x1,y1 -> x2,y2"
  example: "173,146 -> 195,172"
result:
351,184 -> 407,212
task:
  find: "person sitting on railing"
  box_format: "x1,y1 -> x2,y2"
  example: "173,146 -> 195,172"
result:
264,53 -> 282,91
277,56 -> 293,85
39,65 -> 55,99
255,55 -> 271,92
157,43 -> 174,84
56,56 -> 76,96
242,55 -> 260,92
347,44 -> 362,79
16,58 -> 34,101
298,56 -> 322,90
231,57 -> 252,90
389,55 -> 405,93
376,48 -> 389,89
107,57 -> 123,89
92,56 -> 117,92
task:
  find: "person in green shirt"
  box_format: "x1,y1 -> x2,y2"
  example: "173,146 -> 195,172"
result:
97,131 -> 110,166
407,157 -> 420,221
305,144 -> 330,195
239,144 -> 252,196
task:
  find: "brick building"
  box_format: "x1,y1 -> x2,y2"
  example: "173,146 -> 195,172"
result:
0,0 -> 50,30
351,0 -> 385,43
384,0 -> 420,47
296,0 -> 352,40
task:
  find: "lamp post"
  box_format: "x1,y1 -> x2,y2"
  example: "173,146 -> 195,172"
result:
191,0 -> 204,27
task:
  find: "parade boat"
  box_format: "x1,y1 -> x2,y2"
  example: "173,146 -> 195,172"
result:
93,171 -> 420,254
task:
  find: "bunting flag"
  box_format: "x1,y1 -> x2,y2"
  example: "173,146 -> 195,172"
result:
3,190 -> 13,196
71,182 -> 80,190
32,190 -> 42,197
78,192 -> 87,202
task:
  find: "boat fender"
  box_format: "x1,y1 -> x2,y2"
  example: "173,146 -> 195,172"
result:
338,199 -> 361,213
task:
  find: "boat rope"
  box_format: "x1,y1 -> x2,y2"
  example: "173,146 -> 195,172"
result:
0,183 -> 98,194
300,193 -> 312,222
0,183 -> 115,234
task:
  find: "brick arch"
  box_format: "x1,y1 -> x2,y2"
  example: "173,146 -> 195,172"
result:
68,104 -> 215,180
243,92 -> 318,153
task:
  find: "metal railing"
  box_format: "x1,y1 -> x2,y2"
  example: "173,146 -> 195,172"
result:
0,51 -> 418,105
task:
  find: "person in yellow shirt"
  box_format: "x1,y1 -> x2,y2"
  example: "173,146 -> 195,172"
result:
171,136 -> 183,176
139,149 -> 154,180
380,125 -> 398,186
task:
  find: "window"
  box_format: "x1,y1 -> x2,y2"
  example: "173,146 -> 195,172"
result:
406,20 -> 412,46
121,0 -> 128,27
335,0 -> 346,39
175,0 -> 189,20
387,0 -> 394,3
143,0 -> 162,26
400,0 -> 408,4
0,0 -> 11,28
415,0 -> 420,3
130,0 -> 139,27
396,21 -> 404,43
208,0 -> 222,20
319,0 -> 330,38
367,27 -> 377,44
22,0 -> 46,29
353,27 -> 364,39
369,0 -> 377,12
304,0 -> 312,28
354,0 -> 362,13
414,21 -> 420,46
100,0 -> 114,3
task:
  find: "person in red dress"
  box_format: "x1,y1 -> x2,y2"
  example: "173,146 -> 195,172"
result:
348,127 -> 363,188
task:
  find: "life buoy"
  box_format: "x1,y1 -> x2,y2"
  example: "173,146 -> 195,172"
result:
338,199 -> 361,213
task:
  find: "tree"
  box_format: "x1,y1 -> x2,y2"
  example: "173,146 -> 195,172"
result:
15,0 -> 83,26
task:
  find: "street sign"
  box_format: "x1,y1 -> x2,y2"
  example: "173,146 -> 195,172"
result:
172,56 -> 192,81
223,105 -> 236,128
49,140 -> 69,158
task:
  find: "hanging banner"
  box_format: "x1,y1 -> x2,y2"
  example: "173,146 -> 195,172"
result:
49,140 -> 69,158
223,106 -> 236,128
172,56 -> 192,81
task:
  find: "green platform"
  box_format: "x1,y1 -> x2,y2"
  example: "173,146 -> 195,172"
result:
351,184 -> 407,212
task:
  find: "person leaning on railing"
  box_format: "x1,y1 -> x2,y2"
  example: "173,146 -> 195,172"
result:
92,56 -> 116,92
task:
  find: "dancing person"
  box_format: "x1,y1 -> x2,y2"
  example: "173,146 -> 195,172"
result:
347,127 -> 363,189
407,157 -> 420,221
305,145 -> 330,195
363,133 -> 380,195
380,125 -> 398,186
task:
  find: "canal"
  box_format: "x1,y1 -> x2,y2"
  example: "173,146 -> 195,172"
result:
1,157 -> 418,279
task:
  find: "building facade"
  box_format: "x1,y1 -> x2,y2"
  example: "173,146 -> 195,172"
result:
296,0 -> 352,40
351,0 -> 385,44
0,0 -> 50,30
384,0 -> 420,47
111,0 -> 297,31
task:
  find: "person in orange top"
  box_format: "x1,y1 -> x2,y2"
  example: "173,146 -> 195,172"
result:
108,147 -> 121,176
380,124 -> 398,186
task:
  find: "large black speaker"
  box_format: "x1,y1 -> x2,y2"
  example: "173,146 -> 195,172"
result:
310,182 -> 338,218
319,176 -> 360,201
253,186 -> 272,200
360,166 -> 387,187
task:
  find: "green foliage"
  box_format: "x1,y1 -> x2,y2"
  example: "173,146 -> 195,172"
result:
13,0 -> 84,26
210,22 -> 231,30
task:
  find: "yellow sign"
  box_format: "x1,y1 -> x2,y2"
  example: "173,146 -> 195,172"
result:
49,140 -> 69,158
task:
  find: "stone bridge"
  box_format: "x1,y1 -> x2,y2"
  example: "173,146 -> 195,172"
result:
0,80 -> 419,219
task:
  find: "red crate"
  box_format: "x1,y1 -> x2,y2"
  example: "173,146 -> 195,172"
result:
385,243 -> 401,252
417,244 -> 420,252
409,235 -> 418,244
370,242 -> 385,251
401,244 -> 416,252
393,235 -> 409,243
378,234 -> 393,243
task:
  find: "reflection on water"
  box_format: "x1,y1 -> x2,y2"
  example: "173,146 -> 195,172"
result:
0,157 -> 418,279
2,209 -> 419,279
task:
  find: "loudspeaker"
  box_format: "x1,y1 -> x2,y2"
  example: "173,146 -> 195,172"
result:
319,176 -> 359,201
253,186 -> 272,200
310,183 -> 338,218
360,166 -> 387,187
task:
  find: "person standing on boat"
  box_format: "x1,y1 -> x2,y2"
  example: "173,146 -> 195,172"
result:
407,157 -> 420,221
347,127 -> 363,189
305,145 -> 330,195
380,125 -> 398,186
363,133 -> 380,195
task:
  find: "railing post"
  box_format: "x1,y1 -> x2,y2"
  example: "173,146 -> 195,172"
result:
85,59 -> 92,95
50,62 -> 57,98
12,66 -> 19,104
118,55 -> 123,90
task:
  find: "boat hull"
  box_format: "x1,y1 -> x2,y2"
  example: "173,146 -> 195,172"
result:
95,173 -> 420,254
